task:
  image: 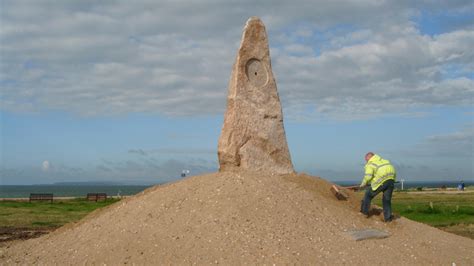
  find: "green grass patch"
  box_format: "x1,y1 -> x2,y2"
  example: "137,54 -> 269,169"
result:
362,191 -> 474,228
0,198 -> 120,228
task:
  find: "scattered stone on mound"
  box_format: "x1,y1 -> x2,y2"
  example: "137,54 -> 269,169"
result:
218,17 -> 294,174
2,172 -> 474,265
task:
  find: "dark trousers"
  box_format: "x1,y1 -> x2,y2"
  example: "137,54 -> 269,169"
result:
360,179 -> 395,221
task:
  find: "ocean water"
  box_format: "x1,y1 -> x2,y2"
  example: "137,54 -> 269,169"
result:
0,185 -> 153,198
1,180 -> 472,198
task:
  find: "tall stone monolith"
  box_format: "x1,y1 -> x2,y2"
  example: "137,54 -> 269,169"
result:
218,17 -> 294,174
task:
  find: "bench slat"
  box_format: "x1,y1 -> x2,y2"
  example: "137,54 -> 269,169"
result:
86,193 -> 107,202
29,193 -> 54,203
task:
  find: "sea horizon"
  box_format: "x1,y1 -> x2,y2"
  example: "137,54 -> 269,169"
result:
1,180 -> 472,198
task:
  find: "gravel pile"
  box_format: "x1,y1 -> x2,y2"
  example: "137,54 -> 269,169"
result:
2,172 -> 473,264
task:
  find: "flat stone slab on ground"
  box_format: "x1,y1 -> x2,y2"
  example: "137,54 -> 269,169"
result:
347,229 -> 390,241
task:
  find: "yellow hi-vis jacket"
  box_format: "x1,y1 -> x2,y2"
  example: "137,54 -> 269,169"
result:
360,154 -> 396,191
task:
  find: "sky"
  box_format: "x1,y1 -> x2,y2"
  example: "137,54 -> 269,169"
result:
1,0 -> 473,185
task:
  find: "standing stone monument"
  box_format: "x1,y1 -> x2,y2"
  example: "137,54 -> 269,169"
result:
218,17 -> 294,174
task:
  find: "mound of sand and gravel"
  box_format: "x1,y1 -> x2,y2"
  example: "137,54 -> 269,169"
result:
1,172 -> 473,264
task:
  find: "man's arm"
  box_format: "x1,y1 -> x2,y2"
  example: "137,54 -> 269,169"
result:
360,165 -> 375,188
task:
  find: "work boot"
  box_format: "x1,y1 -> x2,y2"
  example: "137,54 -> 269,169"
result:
382,215 -> 394,223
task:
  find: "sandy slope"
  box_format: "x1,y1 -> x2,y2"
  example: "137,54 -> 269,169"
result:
1,172 -> 473,265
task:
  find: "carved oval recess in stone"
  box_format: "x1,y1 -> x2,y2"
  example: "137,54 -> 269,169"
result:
246,58 -> 268,87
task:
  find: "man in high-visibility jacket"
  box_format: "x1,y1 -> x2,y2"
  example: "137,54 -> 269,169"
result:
360,152 -> 396,222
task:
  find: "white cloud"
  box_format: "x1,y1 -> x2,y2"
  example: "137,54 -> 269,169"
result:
94,156 -> 217,184
384,124 -> 473,160
128,148 -> 215,156
1,1 -> 473,119
2,156 -> 216,185
422,125 -> 474,157
274,28 -> 474,120
42,160 -> 51,171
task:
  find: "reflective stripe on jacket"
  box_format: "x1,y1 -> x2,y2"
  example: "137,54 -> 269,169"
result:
361,154 -> 396,191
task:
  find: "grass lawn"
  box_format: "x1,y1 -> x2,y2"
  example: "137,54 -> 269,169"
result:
0,198 -> 120,228
392,192 -> 474,227
362,190 -> 474,239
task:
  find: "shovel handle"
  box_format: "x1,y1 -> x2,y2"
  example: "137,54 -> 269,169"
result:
341,185 -> 361,191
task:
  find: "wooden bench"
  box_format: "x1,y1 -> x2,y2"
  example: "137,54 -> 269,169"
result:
29,193 -> 53,203
86,193 -> 107,202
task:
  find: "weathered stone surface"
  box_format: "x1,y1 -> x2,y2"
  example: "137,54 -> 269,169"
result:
218,17 -> 294,174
